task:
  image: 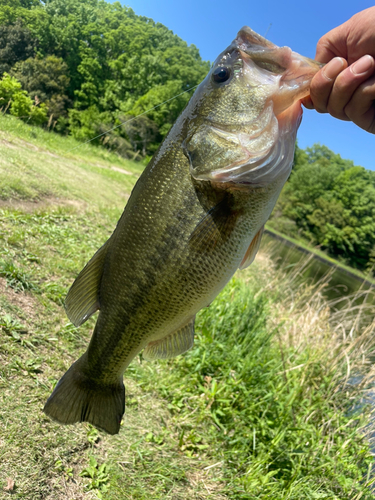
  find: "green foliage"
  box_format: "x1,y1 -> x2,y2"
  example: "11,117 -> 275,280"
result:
0,313 -> 27,338
80,456 -> 110,496
68,105 -> 105,143
11,55 -> 70,119
0,18 -> 37,75
120,114 -> 160,156
0,259 -> 38,292
0,0 -> 210,156
0,71 -> 22,104
0,72 -> 47,123
9,89 -> 32,117
270,144 -> 375,272
140,279 -> 375,498
129,80 -> 192,137
29,100 -> 47,124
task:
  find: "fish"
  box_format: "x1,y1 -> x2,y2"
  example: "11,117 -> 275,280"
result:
44,27 -> 321,434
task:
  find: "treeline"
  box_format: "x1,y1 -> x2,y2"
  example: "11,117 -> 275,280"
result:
0,0 -> 209,158
269,144 -> 375,273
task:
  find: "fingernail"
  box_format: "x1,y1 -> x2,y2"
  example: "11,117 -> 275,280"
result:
322,57 -> 345,80
352,55 -> 374,76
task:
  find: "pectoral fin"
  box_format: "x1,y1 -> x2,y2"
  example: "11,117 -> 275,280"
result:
189,199 -> 240,253
239,226 -> 264,270
65,240 -> 110,327
143,318 -> 195,360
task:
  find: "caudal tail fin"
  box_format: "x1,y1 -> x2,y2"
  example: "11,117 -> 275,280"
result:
43,356 -> 125,435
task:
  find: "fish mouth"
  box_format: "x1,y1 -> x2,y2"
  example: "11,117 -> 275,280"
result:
188,27 -> 322,188
236,26 -> 322,115
208,27 -> 320,184
206,104 -> 303,187
207,99 -> 303,186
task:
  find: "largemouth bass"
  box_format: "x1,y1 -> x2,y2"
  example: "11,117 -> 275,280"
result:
44,27 -> 320,434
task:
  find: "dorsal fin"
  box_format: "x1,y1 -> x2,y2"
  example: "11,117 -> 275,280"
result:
143,317 -> 195,360
64,240 -> 109,326
239,226 -> 264,270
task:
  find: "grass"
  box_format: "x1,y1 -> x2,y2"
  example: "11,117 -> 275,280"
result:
0,113 -> 142,208
1,114 -> 375,499
134,273 -> 375,499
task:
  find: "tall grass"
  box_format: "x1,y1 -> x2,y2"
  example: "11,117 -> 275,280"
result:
133,253 -> 375,499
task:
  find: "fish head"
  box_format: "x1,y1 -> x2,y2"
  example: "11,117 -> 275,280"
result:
184,27 -> 322,187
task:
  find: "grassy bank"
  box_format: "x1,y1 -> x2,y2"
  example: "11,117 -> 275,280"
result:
265,225 -> 375,285
1,116 -> 375,499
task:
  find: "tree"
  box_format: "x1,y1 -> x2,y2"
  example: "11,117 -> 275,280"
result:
11,55 -> 71,119
0,72 -> 23,104
0,19 -> 38,75
121,114 -> 160,156
0,0 -> 210,154
270,144 -> 375,271
0,72 -> 47,124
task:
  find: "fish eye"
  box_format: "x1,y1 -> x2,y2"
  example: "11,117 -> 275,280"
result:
212,66 -> 231,83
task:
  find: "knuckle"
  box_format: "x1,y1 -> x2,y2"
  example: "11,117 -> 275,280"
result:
326,103 -> 347,120
360,79 -> 375,97
309,94 -> 327,113
343,102 -> 355,119
332,79 -> 347,94
314,105 -> 328,114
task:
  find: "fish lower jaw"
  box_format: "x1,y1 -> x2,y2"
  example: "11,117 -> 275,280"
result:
204,105 -> 301,187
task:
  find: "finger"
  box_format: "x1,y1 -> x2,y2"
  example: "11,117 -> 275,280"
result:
326,55 -> 375,120
301,95 -> 314,109
309,57 -> 348,113
344,74 -> 375,134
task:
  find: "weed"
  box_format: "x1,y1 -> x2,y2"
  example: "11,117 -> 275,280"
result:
86,425 -> 101,446
80,456 -> 110,496
54,459 -> 74,480
137,276 -> 375,499
42,281 -> 67,305
0,259 -> 38,292
0,313 -> 28,345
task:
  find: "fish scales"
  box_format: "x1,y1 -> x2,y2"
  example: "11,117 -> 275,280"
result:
44,26 -> 321,434
91,148 -> 259,374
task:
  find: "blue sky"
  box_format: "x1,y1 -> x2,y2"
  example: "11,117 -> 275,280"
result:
122,0 -> 375,170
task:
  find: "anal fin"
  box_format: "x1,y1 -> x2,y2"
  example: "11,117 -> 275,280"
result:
143,317 -> 195,360
65,240 -> 110,327
239,226 -> 264,270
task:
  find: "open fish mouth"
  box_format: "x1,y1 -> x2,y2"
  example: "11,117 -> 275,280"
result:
235,26 -> 322,117
185,26 -> 322,187
209,101 -> 303,185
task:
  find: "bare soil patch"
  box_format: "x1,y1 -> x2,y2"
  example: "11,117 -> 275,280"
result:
0,138 -> 18,150
0,277 -> 39,322
0,197 -> 87,213
110,166 -> 133,175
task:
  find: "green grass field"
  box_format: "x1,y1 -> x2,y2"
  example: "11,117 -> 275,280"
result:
1,115 -> 375,499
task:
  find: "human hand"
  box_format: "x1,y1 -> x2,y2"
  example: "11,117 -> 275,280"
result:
302,7 -> 375,134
